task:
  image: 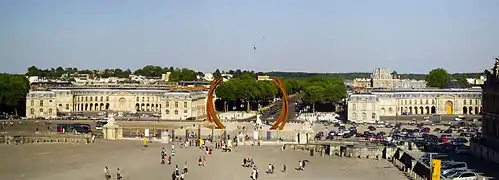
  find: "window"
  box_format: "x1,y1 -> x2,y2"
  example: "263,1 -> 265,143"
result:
362,103 -> 367,111
30,100 -> 34,106
39,108 -> 44,113
30,108 -> 34,115
372,113 -> 376,119
95,97 -> 98,101
106,96 -> 109,101
415,100 -> 418,105
404,100 -> 407,105
100,96 -> 103,101
147,97 -> 150,102
409,100 -> 412,105
175,102 -> 179,108
425,99 -> 429,104
184,102 -> 188,108
464,100 -> 466,105
85,97 -> 88,101
40,100 -> 44,106
48,108 -> 53,114
431,99 -> 435,104
420,99 -> 423,104
66,104 -> 69,110
142,97 -> 145,102
388,107 -> 393,112
165,102 -> 170,108
400,100 -> 403,105
352,104 -> 356,111
469,100 -> 472,105
165,110 -> 170,114
184,110 -> 188,114
174,110 -> 178,115
90,97 -> 93,101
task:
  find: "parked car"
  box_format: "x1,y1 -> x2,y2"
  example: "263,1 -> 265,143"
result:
449,171 -> 477,180
441,162 -> 468,175
455,146 -> 470,155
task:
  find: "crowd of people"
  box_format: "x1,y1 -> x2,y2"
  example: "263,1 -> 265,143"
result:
241,156 -> 310,179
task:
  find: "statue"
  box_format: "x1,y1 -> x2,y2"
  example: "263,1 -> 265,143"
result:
107,113 -> 116,125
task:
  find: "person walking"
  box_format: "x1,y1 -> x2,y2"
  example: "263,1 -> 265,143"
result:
116,168 -> 122,180
104,166 -> 111,180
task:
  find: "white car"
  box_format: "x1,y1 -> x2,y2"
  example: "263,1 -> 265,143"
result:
450,171 -> 477,180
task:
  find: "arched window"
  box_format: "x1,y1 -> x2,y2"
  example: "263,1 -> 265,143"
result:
106,96 -> 109,101
66,104 -> 69,110
100,96 -> 103,101
48,108 -> 53,114
165,110 -> 170,114
372,113 -> 376,119
175,102 -> 179,108
39,108 -> 44,113
184,102 -> 188,108
30,108 -> 35,115
136,97 -> 139,101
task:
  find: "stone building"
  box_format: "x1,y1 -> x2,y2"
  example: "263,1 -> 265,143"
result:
352,68 -> 427,92
471,58 -> 499,163
26,85 -> 207,120
347,88 -> 482,122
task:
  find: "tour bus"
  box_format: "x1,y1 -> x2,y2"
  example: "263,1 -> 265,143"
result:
57,123 -> 92,134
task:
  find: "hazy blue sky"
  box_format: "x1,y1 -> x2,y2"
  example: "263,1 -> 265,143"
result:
1,0 -> 498,74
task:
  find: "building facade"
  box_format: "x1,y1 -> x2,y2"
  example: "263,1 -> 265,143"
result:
26,86 -> 207,120
352,68 -> 426,92
347,88 -> 482,122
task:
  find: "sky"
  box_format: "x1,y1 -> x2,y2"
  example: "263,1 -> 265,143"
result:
0,0 -> 498,74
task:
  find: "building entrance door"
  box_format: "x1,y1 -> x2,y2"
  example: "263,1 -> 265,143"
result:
445,101 -> 453,115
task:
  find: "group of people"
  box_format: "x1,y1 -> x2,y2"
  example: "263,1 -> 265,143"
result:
241,157 -> 310,180
104,166 -> 122,180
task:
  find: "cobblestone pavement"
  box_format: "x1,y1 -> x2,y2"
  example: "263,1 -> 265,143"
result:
0,140 -> 407,180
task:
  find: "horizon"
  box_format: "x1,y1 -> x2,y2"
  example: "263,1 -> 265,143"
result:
1,1 -> 498,74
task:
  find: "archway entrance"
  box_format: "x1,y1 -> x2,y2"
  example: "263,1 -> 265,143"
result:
445,101 -> 453,115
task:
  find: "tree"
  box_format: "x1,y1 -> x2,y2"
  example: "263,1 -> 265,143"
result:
213,69 -> 222,79
426,68 -> 450,88
301,86 -> 325,112
0,74 -> 30,116
26,66 -> 40,76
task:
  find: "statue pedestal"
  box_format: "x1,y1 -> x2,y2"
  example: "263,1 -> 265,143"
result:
102,124 -> 123,140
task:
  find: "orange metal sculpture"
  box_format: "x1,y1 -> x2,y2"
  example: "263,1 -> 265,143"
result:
206,78 -> 289,130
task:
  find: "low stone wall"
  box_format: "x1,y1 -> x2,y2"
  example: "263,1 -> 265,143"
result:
0,134 -> 94,145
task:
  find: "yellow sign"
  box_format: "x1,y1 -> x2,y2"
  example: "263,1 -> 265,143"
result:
431,159 -> 441,180
199,139 -> 204,146
143,138 -> 147,145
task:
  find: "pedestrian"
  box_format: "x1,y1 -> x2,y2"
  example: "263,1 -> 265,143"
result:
198,156 -> 202,166
202,156 -> 207,166
116,168 -> 122,180
167,155 -> 172,165
104,166 -> 111,180
183,162 -> 188,174
282,163 -> 286,172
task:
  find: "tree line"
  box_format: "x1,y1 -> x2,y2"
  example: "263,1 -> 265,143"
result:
0,74 -> 30,116
214,73 -> 347,112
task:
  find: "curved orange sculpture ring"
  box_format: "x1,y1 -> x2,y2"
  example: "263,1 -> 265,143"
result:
206,78 -> 289,130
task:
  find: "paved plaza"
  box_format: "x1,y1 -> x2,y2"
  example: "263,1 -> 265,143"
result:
0,140 -> 406,180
